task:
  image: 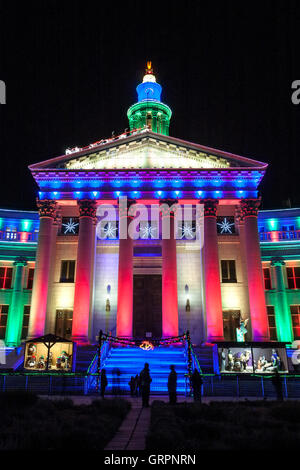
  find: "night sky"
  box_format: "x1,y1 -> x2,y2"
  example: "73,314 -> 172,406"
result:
0,1 -> 299,210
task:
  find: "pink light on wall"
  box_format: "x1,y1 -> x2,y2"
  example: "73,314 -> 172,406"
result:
19,231 -> 29,243
72,201 -> 97,343
116,216 -> 133,337
162,209 -> 179,338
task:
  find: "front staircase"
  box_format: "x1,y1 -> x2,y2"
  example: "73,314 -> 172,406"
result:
97,345 -> 189,394
75,345 -> 97,372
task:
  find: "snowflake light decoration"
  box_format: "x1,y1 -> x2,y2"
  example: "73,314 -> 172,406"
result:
140,223 -> 157,239
101,222 -> 118,239
179,222 -> 196,240
62,218 -> 79,235
217,217 -> 235,234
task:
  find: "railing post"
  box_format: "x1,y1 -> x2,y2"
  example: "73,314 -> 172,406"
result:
96,329 -> 103,394
25,375 -> 29,392
48,375 -> 52,396
186,331 -> 192,396
261,376 -> 265,398
236,376 -> 240,398
283,376 -> 288,399
3,375 -> 6,392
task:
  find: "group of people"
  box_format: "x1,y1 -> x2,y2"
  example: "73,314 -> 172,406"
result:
100,363 -> 203,406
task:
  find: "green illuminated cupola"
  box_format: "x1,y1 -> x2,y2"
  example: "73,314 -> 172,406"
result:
127,62 -> 172,136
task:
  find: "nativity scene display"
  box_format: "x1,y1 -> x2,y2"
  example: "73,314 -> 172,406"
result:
24,334 -> 75,372
218,346 -> 289,374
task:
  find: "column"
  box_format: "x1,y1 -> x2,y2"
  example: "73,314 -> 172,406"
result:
241,199 -> 269,341
116,198 -> 135,337
28,200 -> 57,338
271,257 -> 293,342
161,199 -> 179,338
5,257 -> 27,346
201,199 -> 224,341
72,199 -> 97,343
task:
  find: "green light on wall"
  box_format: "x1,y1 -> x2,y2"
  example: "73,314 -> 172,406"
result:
21,219 -> 32,231
267,219 -> 279,231
0,218 -> 3,230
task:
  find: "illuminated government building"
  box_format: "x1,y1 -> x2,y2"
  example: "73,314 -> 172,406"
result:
0,64 -> 299,380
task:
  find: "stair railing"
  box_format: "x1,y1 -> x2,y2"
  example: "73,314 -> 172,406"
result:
184,330 -> 203,396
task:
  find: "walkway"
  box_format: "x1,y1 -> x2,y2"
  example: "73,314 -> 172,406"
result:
105,402 -> 151,451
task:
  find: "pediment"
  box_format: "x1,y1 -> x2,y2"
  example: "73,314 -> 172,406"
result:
29,130 -> 268,172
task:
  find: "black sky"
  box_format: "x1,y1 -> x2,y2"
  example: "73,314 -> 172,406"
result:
0,1 -> 299,210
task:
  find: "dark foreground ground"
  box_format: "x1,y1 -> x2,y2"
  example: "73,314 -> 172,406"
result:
146,400 -> 300,451
0,391 -> 130,450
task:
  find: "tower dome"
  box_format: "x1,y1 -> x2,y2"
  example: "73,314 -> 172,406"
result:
127,62 -> 172,136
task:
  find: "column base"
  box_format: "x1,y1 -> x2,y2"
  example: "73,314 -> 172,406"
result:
207,335 -> 225,343
72,335 -> 90,345
252,334 -> 270,342
4,342 -> 19,348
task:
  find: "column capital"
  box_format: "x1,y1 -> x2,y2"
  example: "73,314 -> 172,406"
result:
118,198 -> 136,218
13,256 -> 27,267
78,199 -> 97,218
271,257 -> 286,267
240,198 -> 261,217
199,198 -> 219,217
159,199 -> 178,217
36,199 -> 57,218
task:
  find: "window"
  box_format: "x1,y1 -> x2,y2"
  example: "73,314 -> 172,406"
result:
282,225 -> 295,232
21,306 -> 30,340
281,225 -> 296,240
0,267 -> 13,289
267,306 -> 277,341
221,260 -> 237,283
286,267 -> 300,289
290,306 -> 300,339
263,268 -> 272,290
0,305 -> 8,339
5,231 -> 17,240
26,268 -> 35,290
60,261 -> 75,283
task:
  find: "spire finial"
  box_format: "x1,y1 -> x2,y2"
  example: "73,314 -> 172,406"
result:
146,61 -> 153,75
143,61 -> 156,83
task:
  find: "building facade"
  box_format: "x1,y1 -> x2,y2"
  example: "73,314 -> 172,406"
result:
0,66 -> 299,348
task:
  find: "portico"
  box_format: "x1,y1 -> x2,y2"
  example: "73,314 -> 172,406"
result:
25,64 -> 270,345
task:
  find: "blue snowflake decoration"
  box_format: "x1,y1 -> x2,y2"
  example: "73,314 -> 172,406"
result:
140,223 -> 158,239
217,217 -> 235,234
179,222 -> 196,240
61,217 -> 79,235
101,221 -> 118,239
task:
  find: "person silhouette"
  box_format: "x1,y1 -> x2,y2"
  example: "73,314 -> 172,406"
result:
272,370 -> 284,401
191,369 -> 203,402
139,363 -> 152,407
168,365 -> 177,405
100,369 -> 108,398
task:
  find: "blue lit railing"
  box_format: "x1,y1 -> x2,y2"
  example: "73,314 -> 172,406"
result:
85,336 -> 112,393
260,230 -> 300,242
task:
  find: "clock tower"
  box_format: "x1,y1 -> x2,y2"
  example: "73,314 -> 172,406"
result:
127,62 -> 172,136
